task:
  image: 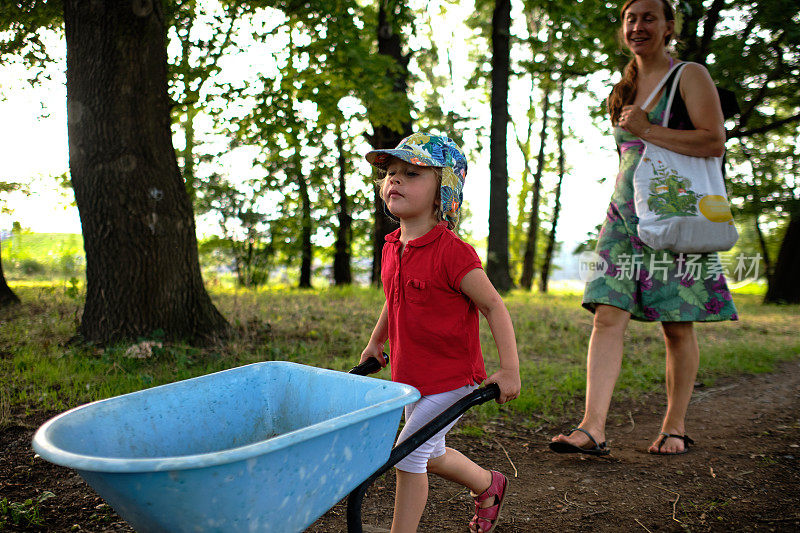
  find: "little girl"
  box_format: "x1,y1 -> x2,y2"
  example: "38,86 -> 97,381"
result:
360,132 -> 522,533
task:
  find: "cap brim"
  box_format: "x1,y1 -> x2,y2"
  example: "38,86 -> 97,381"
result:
365,149 -> 441,168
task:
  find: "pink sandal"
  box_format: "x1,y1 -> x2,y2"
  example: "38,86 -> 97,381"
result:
469,470 -> 508,533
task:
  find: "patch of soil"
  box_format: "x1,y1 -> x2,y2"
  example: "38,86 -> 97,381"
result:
2,360 -> 798,532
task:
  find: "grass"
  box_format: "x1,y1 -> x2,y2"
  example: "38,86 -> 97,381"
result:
0,491 -> 55,528
1,282 -> 798,428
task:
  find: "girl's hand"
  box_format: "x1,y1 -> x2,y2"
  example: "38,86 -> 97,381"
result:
360,343 -> 387,367
618,105 -> 651,137
485,368 -> 521,404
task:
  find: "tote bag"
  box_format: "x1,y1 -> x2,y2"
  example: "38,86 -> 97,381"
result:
632,62 -> 739,253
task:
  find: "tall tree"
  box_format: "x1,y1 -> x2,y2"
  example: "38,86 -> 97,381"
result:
333,123 -> 353,285
0,247 -> 17,308
167,1 -> 246,202
518,84 -> 551,290
486,0 -> 513,292
540,77 -> 566,293
366,0 -> 413,285
675,0 -> 800,302
764,211 -> 800,304
63,0 -> 229,343
0,182 -> 22,307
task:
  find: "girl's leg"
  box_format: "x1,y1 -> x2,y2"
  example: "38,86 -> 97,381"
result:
391,386 -> 477,531
552,304 -> 630,448
649,321 -> 699,453
426,447 -> 491,494
391,470 -> 429,533
426,449 -> 498,533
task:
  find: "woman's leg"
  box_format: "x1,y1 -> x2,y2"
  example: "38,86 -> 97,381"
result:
649,321 -> 699,453
552,304 -> 631,447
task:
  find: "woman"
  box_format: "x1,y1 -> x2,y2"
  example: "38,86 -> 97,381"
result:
550,0 -> 737,456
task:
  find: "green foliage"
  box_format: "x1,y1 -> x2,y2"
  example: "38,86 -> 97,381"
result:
212,2 -> 398,285
2,0 -> 797,300
0,0 -> 62,80
196,177 -> 275,287
0,491 -> 55,528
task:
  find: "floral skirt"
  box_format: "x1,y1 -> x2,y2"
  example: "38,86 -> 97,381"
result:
583,161 -> 737,323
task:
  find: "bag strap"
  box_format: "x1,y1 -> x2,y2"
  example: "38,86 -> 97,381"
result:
661,62 -> 690,127
639,60 -> 683,111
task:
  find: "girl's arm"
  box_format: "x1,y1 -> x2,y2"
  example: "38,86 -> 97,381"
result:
460,268 -> 521,404
619,63 -> 726,158
360,300 -> 389,367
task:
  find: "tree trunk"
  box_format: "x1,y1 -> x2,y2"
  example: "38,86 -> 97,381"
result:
739,140 -> 773,277
177,101 -> 199,201
676,0 -> 725,64
753,212 -> 772,279
675,0 -> 704,60
486,0 -> 513,292
333,126 -> 352,285
0,245 -> 20,307
64,0 -> 229,344
764,211 -> 800,304
297,150 -> 313,289
540,80 -> 565,293
519,88 -> 551,290
368,0 -> 412,285
511,89 -> 535,267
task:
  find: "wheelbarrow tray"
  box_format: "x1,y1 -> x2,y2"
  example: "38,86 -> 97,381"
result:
32,361 -> 420,533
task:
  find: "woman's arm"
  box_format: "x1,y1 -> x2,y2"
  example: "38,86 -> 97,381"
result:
460,268 -> 521,404
619,63 -> 726,157
360,301 -> 389,366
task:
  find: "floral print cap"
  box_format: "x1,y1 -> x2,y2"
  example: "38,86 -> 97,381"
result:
366,132 -> 468,225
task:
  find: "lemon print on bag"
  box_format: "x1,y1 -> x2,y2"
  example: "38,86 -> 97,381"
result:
698,195 -> 734,223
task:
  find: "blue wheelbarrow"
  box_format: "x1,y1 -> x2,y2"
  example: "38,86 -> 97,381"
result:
32,357 -> 499,532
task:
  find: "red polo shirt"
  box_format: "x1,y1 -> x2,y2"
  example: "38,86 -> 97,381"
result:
381,222 -> 487,395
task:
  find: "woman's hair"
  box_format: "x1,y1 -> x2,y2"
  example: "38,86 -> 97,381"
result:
377,166 -> 459,230
607,0 -> 676,125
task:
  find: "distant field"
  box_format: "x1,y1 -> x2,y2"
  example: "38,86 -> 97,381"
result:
1,232 -> 84,279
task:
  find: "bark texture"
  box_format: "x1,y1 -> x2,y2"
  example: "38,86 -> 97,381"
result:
519,89 -> 551,290
540,81 -> 565,293
764,212 -> 800,305
368,0 -> 412,285
333,128 -> 352,285
64,0 -> 229,344
486,0 -> 513,292
0,245 -> 20,307
298,156 -> 313,289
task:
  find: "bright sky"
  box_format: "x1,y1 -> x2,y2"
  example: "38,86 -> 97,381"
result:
0,3 -> 619,256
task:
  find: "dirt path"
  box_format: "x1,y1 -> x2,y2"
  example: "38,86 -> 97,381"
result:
2,360 -> 798,532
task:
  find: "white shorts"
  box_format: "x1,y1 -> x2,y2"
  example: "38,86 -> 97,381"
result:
394,384 -> 478,474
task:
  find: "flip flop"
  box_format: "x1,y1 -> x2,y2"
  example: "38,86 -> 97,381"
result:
649,432 -> 694,455
549,427 -> 610,456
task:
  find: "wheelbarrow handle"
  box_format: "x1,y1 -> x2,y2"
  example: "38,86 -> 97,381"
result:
346,382 -> 501,532
349,352 -> 389,376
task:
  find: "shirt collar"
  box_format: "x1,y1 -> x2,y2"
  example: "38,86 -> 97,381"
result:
385,221 -> 447,247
